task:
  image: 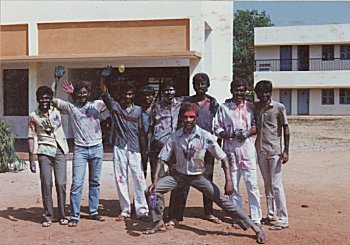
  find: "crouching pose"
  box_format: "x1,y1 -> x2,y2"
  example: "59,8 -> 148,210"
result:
144,102 -> 267,244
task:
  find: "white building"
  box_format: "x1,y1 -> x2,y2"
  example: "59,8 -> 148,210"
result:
0,1 -> 233,139
254,24 -> 350,115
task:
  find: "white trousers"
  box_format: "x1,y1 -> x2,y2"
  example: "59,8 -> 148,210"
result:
257,152 -> 288,224
229,167 -> 262,224
113,145 -> 149,218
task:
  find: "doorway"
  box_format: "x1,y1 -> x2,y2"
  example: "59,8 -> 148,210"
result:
279,89 -> 291,115
297,89 -> 309,115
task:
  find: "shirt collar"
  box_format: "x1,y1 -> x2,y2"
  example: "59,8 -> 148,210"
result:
178,125 -> 201,138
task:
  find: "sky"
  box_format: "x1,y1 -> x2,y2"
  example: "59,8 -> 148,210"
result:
234,1 -> 350,26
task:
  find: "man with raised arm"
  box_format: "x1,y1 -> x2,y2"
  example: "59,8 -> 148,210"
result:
52,65 -> 106,227
100,66 -> 149,221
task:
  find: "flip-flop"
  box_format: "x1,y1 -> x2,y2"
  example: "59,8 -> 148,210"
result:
269,223 -> 289,230
59,218 -> 69,225
256,230 -> 267,244
165,219 -> 178,230
42,221 -> 52,227
143,224 -> 167,235
205,215 -> 223,224
115,215 -> 130,221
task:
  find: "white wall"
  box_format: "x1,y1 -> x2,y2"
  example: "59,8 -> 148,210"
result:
1,1 -> 233,137
254,70 -> 350,89
255,24 -> 350,46
310,88 -> 350,115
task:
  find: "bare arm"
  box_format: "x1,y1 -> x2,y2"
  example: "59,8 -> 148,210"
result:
221,157 -> 234,195
149,159 -> 165,192
282,124 -> 290,164
51,65 -> 65,97
28,138 -> 36,173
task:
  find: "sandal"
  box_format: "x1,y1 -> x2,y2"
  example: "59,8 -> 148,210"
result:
269,222 -> 289,230
88,215 -> 105,222
165,219 -> 178,230
115,215 -> 130,222
256,229 -> 267,244
205,215 -> 222,224
143,223 -> 167,235
232,223 -> 242,229
42,221 -> 52,227
68,220 -> 78,227
59,218 -> 68,225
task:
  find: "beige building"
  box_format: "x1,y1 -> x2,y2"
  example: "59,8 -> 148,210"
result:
254,24 -> 350,115
0,1 -> 233,139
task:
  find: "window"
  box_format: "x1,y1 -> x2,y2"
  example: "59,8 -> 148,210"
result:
3,69 -> 28,116
322,45 -> 334,60
340,45 -> 350,60
321,89 -> 334,105
339,88 -> 350,104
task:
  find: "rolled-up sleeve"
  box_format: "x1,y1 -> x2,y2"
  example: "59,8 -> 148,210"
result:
158,136 -> 174,161
213,105 -> 225,137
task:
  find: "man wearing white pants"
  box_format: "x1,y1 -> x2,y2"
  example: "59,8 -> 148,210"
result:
100,66 -> 148,220
214,78 -> 262,226
254,80 -> 290,230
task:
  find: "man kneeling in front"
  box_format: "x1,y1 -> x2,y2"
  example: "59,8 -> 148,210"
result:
144,101 -> 267,244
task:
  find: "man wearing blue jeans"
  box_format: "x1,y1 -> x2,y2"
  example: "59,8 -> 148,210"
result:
52,66 -> 106,227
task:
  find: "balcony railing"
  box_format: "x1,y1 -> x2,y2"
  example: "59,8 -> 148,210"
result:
255,58 -> 350,72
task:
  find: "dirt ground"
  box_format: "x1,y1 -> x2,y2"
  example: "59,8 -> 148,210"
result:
1,116 -> 350,245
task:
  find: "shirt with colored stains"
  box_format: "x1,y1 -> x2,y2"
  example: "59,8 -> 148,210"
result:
101,92 -> 144,153
54,98 -> 106,147
150,97 -> 185,151
159,125 -> 226,175
214,100 -> 256,170
186,95 -> 219,134
28,107 -> 69,157
254,100 -> 288,156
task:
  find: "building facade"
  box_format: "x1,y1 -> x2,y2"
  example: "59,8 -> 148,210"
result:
0,1 -> 233,139
254,24 -> 350,115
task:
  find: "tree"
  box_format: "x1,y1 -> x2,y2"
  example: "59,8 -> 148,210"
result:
233,10 -> 273,88
0,119 -> 27,172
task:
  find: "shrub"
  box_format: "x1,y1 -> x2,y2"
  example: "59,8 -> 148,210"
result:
0,119 -> 27,172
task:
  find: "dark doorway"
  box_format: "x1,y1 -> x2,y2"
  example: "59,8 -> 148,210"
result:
298,46 -> 309,71
280,46 -> 292,71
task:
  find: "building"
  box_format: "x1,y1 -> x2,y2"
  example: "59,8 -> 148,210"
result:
0,1 -> 233,139
254,24 -> 350,115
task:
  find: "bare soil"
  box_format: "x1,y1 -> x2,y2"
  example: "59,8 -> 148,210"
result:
1,116 -> 350,245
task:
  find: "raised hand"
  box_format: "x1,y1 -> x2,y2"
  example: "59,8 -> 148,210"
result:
42,119 -> 54,135
101,66 -> 112,77
54,65 -> 65,79
62,80 -> 74,94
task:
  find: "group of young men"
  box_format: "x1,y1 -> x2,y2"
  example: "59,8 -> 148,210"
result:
28,65 -> 290,244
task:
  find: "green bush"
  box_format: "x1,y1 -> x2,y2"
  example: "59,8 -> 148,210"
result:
0,119 -> 27,173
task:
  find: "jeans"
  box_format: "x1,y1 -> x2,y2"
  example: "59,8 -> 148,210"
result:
70,143 -> 103,221
149,170 -> 254,230
38,147 -> 67,222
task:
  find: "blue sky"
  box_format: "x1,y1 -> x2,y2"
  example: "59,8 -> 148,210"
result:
234,1 -> 350,26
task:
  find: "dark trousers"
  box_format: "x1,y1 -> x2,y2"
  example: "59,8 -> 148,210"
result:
148,151 -> 165,182
149,170 -> 253,230
38,147 -> 67,222
169,151 -> 214,220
